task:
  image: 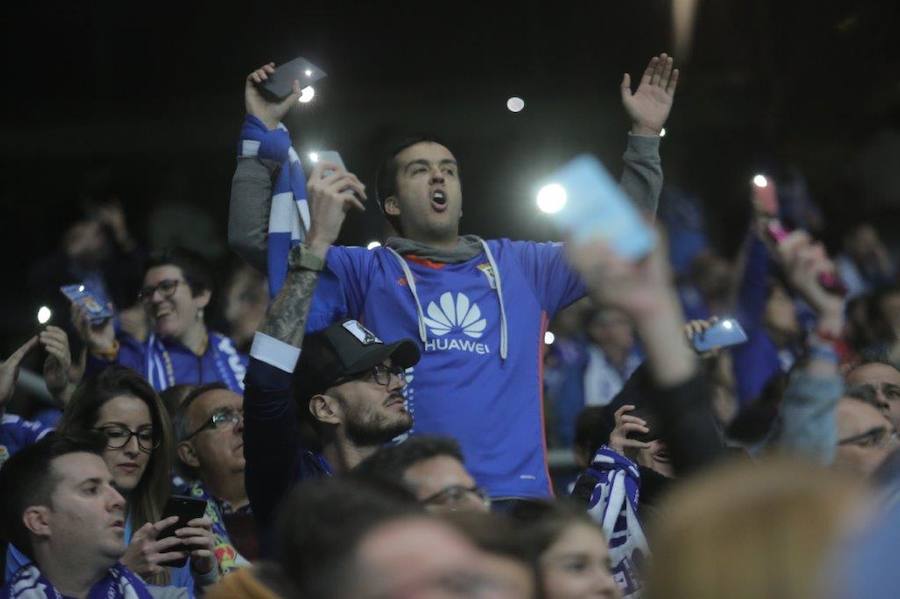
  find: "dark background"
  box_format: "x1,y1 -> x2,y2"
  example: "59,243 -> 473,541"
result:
2,0 -> 899,342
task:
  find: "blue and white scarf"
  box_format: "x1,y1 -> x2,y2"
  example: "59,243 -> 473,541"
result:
3,563 -> 152,599
143,332 -> 246,393
238,114 -> 309,297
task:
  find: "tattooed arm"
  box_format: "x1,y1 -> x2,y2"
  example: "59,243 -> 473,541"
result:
243,160 -> 368,537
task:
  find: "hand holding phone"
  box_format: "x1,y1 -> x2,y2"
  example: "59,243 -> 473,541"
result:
766,222 -> 846,296
60,284 -> 113,325
690,317 -> 748,353
156,495 -> 209,568
255,56 -> 327,101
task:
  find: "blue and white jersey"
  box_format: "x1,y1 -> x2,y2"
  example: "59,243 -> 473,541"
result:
307,238 -> 585,498
0,414 -> 52,468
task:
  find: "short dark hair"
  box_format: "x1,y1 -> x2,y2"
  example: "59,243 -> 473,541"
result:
159,384 -> 197,418
274,477 -> 419,598
174,382 -> 230,443
0,433 -> 107,561
144,247 -> 213,298
374,134 -> 454,233
844,384 -> 887,412
354,436 -> 465,488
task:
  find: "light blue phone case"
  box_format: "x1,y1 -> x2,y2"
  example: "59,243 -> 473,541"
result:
547,154 -> 655,259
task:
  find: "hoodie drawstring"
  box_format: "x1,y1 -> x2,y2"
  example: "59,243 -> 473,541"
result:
386,239 -> 509,361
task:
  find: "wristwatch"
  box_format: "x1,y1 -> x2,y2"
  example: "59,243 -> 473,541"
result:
288,243 -> 326,272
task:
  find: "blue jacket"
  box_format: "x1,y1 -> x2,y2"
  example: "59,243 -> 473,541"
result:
307,239 -> 585,498
0,414 -> 52,468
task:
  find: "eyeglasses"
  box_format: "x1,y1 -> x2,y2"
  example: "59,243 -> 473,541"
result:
184,408 -> 243,441
334,364 -> 407,388
138,279 -> 182,303
95,425 -> 159,453
421,484 -> 491,510
838,427 -> 899,449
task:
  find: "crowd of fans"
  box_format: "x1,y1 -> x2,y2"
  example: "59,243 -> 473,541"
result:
1,51 -> 899,599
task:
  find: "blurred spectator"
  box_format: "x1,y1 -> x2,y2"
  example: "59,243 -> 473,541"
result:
517,501 -> 622,599
74,248 -> 247,394
222,263 -> 268,354
836,223 -> 896,298
356,436 -> 491,513
28,198 -> 146,341
583,308 -> 642,408
174,383 -> 255,571
645,457 -> 866,599
0,337 -> 53,469
845,359 -> 900,431
0,433 -> 184,598
543,299 -> 591,448
833,392 -> 897,477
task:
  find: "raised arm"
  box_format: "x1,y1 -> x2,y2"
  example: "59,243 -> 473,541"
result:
619,53 -> 679,215
228,63 -> 304,271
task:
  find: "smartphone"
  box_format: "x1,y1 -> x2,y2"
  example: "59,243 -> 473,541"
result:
765,221 -> 847,296
315,150 -> 347,176
691,318 -> 748,353
256,56 -> 327,101
157,495 -> 208,567
545,154 -> 655,259
60,284 -> 113,324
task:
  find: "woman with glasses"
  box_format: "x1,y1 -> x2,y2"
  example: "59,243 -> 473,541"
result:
4,366 -> 218,593
71,247 -> 248,394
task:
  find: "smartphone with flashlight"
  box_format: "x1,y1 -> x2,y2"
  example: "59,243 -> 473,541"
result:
544,154 -> 655,260
256,56 -> 327,101
157,495 -> 209,568
60,284 -> 113,324
691,317 -> 748,353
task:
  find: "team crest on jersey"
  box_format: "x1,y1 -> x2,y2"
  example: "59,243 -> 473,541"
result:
477,263 -> 497,289
422,292 -> 491,355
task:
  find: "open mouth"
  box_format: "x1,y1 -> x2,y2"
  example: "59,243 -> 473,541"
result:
654,451 -> 671,463
111,519 -> 125,529
431,189 -> 448,212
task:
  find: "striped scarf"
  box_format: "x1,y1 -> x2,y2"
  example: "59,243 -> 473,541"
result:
3,563 -> 152,599
238,114 -> 309,297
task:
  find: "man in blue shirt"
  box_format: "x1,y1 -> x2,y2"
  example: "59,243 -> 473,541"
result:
232,54 -> 679,499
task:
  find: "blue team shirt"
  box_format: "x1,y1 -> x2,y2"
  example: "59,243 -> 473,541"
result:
0,414 -> 52,468
307,239 -> 585,498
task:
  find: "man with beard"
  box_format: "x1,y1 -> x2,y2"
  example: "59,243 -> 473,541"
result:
241,158 -> 421,537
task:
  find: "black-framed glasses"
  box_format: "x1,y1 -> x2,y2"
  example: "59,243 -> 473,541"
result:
838,427 -> 898,448
95,425 -> 159,453
421,484 -> 491,510
334,364 -> 407,388
184,407 -> 243,441
138,279 -> 182,303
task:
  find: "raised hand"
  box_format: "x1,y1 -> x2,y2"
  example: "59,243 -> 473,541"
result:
608,405 -> 651,455
621,53 -> 679,136
306,161 -> 367,256
0,336 -> 39,408
70,302 -> 116,354
245,63 -> 302,130
40,326 -> 72,399
121,517 -> 186,578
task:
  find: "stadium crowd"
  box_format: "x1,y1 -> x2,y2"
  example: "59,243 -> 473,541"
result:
2,51 -> 899,599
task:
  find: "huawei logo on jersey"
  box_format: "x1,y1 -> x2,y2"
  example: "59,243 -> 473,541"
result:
422,292 -> 491,355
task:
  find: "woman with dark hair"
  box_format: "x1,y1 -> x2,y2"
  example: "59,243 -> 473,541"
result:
72,247 -> 247,394
5,366 -> 218,592
517,501 -> 622,599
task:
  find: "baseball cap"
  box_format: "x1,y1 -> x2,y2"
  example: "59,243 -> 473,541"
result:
295,320 -> 420,401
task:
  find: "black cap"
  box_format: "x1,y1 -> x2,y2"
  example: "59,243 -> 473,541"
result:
295,320 -> 420,401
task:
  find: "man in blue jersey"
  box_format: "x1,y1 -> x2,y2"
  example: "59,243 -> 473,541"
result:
230,54 -> 679,499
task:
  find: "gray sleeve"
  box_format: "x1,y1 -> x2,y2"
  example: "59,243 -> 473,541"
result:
619,133 -> 662,216
772,370 -> 842,465
228,156 -> 281,272
147,586 -> 190,599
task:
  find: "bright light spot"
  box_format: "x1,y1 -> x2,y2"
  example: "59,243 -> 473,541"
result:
722,320 -> 733,329
752,174 -> 768,188
660,128 -> 667,137
537,184 -> 567,214
37,306 -> 52,325
298,86 -> 315,103
308,152 -> 319,163
304,69 -> 313,77
544,331 -> 556,345
78,285 -> 85,292
367,241 -> 382,250
506,97 -> 525,113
